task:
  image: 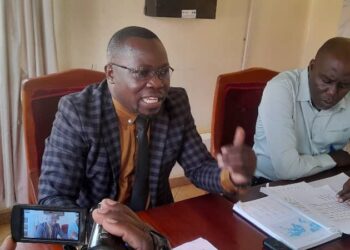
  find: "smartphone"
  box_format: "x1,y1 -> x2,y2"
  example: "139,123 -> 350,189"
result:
11,204 -> 88,246
263,237 -> 292,250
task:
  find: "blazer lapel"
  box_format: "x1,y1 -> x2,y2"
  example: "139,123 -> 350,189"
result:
149,107 -> 169,206
100,83 -> 121,199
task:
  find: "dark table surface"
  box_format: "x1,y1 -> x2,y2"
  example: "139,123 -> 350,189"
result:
139,167 -> 350,249
14,167 -> 350,250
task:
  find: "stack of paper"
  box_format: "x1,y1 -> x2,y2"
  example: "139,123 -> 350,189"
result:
233,173 -> 350,250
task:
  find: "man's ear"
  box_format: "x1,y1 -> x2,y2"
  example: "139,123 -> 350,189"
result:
104,64 -> 115,83
309,59 -> 315,71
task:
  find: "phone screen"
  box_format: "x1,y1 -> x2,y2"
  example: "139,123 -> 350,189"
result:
11,204 -> 87,245
22,209 -> 81,241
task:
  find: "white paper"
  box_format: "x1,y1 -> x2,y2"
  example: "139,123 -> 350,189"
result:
234,173 -> 350,249
261,182 -> 317,216
233,196 -> 340,250
309,172 -> 349,192
173,237 -> 217,250
293,185 -> 350,234
260,175 -> 350,234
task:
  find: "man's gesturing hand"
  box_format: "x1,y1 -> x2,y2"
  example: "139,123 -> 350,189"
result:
217,126 -> 256,187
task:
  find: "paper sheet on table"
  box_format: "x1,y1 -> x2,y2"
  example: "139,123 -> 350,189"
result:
233,195 -> 340,250
173,237 -> 217,250
309,172 -> 349,192
261,179 -> 350,234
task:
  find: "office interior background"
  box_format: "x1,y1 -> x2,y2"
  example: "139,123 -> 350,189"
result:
0,0 -> 349,208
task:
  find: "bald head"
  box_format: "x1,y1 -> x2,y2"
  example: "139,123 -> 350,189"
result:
308,37 -> 350,110
315,37 -> 350,61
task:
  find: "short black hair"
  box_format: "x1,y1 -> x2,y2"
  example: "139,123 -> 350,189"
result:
107,26 -> 160,60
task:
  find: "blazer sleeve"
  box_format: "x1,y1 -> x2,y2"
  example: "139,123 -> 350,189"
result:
38,96 -> 88,207
174,89 -> 224,193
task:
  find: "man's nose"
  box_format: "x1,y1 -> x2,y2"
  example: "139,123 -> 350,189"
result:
327,84 -> 337,96
147,73 -> 164,88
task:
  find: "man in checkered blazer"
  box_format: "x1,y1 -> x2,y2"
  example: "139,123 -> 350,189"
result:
38,26 -> 256,212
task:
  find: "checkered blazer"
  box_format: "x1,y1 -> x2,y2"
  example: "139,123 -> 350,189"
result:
38,80 -> 223,209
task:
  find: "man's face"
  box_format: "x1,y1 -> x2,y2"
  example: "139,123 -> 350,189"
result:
308,53 -> 350,110
105,37 -> 171,117
48,214 -> 58,225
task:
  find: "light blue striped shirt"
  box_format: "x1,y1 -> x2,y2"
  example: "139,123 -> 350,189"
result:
253,68 -> 350,181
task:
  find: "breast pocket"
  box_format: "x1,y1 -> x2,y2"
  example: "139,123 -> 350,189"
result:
325,120 -> 350,145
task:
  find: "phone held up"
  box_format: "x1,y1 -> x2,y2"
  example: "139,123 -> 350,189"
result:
11,204 -> 87,246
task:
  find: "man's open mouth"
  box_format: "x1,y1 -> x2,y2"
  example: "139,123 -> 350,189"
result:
142,97 -> 163,104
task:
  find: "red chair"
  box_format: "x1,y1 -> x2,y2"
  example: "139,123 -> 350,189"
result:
210,67 -> 279,156
60,224 -> 68,235
22,69 -> 105,204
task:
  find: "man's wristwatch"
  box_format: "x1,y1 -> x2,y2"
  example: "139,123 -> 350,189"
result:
149,230 -> 171,250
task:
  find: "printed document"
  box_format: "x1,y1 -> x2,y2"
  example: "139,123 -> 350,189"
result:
261,175 -> 350,234
233,172 -> 350,249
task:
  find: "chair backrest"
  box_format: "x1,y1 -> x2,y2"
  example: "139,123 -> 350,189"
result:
22,68 -> 105,203
210,67 -> 279,156
61,224 -> 68,235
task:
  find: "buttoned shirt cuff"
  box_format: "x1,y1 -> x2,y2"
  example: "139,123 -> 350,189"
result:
220,169 -> 238,193
315,154 -> 337,169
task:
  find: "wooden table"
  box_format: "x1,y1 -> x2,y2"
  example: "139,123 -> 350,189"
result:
139,193 -> 266,249
139,193 -> 350,249
138,167 -> 350,250
14,167 -> 350,249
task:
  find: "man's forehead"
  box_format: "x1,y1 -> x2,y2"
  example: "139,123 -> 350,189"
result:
121,37 -> 163,50
316,52 -> 350,70
116,37 -> 168,64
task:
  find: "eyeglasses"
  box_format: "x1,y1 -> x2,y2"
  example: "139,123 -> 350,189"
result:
109,63 -> 174,81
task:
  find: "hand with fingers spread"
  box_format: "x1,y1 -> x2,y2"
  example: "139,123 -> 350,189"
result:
337,179 -> 350,203
217,126 -> 256,187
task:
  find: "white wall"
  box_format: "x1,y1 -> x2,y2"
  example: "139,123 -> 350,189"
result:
338,0 -> 350,37
53,0 -> 343,133
243,0 -> 310,71
300,0 -> 343,67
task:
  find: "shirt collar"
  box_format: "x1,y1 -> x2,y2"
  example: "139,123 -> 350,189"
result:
331,94 -> 347,111
112,98 -> 137,126
297,68 -> 310,102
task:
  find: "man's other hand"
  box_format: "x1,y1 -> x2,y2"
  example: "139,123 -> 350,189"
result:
337,178 -> 350,202
329,150 -> 350,167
